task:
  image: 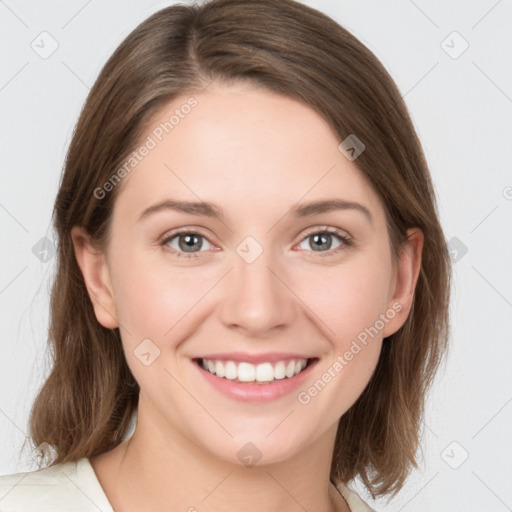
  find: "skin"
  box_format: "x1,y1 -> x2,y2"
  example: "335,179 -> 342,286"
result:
73,81 -> 423,512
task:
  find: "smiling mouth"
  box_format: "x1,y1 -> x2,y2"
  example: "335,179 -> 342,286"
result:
194,357 -> 318,384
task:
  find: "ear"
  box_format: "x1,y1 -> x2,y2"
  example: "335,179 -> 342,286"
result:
71,226 -> 119,329
382,228 -> 424,338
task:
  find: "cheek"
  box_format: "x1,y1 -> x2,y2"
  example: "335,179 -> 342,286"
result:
109,256 -> 210,396
108,246 -> 210,345
292,259 -> 390,417
291,250 -> 393,410
294,253 -> 393,345
112,241 -> 393,348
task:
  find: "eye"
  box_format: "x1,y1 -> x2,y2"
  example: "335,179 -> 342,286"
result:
161,230 -> 214,258
160,226 -> 352,259
296,227 -> 352,256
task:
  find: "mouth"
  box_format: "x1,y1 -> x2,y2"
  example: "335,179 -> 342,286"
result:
193,357 -> 318,385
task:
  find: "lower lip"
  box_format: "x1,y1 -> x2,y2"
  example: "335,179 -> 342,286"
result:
193,359 -> 318,402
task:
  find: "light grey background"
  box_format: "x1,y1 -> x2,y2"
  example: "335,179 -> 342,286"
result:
1,1 -> 511,511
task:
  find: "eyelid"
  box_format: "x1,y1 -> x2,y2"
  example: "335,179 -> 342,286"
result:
293,225 -> 353,257
159,225 -> 353,258
159,227 -> 217,258
298,225 -> 352,242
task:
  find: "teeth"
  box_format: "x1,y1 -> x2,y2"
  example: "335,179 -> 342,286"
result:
215,361 -> 225,378
238,362 -> 256,382
274,361 -> 286,380
285,360 -> 295,378
256,362 -> 273,382
225,361 -> 238,380
199,358 -> 309,383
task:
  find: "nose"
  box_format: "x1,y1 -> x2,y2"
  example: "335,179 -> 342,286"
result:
217,247 -> 297,337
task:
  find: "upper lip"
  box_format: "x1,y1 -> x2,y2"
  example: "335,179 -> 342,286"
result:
195,352 -> 315,364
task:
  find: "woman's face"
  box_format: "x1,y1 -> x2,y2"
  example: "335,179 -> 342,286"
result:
76,81 -> 421,466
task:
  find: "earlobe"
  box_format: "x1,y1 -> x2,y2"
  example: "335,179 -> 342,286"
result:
71,226 -> 119,329
382,228 -> 424,338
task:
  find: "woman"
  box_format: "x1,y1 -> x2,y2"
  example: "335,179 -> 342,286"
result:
0,0 -> 451,510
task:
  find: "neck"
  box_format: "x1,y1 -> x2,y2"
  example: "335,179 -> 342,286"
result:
92,400 -> 349,512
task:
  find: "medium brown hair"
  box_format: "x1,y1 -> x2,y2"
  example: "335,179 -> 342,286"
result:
27,0 -> 451,498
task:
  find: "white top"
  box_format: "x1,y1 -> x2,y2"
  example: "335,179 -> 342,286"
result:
0,457 -> 375,511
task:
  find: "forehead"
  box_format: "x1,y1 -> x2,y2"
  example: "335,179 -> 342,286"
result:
113,83 -> 382,225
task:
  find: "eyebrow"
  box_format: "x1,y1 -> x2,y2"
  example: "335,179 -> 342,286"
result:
138,198 -> 373,224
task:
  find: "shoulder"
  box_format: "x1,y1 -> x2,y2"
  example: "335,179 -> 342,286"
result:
335,481 -> 376,512
0,458 -> 113,512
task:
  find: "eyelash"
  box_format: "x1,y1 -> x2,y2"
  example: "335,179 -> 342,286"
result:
159,226 -> 353,260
